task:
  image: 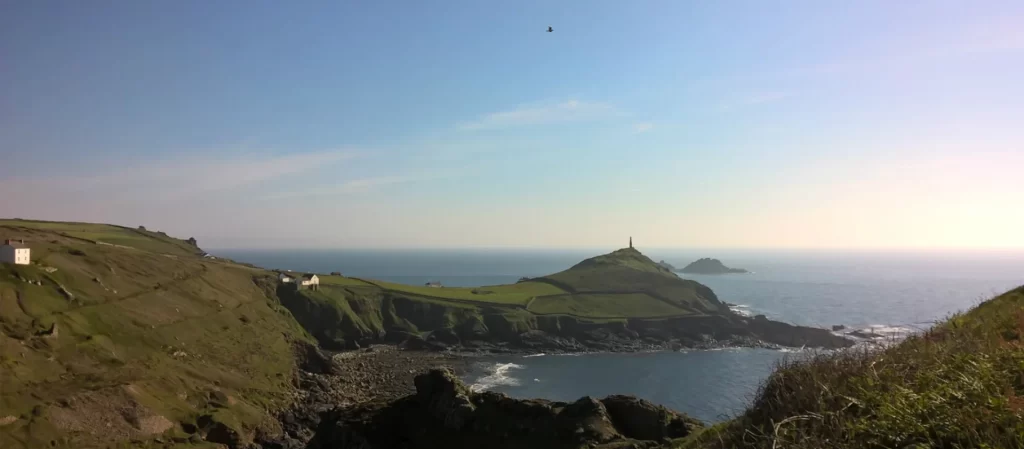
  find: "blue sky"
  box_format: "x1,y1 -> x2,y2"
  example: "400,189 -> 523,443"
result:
2,1 -> 1023,249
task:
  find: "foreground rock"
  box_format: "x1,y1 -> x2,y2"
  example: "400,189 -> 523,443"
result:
259,345 -> 465,448
679,258 -> 748,274
308,368 -> 703,449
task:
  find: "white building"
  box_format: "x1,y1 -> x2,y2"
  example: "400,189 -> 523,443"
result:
299,274 -> 319,288
1,239 -> 30,265
279,273 -> 294,283
425,281 -> 442,288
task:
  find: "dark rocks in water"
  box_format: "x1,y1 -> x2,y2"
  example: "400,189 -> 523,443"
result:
307,368 -> 704,449
680,258 -> 748,274
746,316 -> 851,348
832,324 -> 847,331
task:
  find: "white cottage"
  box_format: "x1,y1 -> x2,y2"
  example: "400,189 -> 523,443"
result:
299,274 -> 319,288
279,272 -> 294,283
1,239 -> 30,265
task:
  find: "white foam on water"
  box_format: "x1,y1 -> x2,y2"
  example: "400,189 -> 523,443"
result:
729,304 -> 754,317
469,362 -> 525,392
837,324 -> 918,348
523,353 -> 547,358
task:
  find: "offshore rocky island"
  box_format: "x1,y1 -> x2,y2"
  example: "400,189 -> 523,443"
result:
1,219 -> 1020,449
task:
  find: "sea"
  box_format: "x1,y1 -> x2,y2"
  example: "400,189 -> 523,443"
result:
213,247 -> 1024,423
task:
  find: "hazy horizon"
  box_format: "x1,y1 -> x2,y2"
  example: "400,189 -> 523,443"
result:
3,1 -> 1023,250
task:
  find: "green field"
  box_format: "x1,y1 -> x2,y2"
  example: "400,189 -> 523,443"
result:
527,293 -> 693,318
1,219 -> 204,257
317,275 -> 376,287
363,279 -> 566,306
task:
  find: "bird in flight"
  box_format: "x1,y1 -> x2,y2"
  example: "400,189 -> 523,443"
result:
547,26 -> 553,32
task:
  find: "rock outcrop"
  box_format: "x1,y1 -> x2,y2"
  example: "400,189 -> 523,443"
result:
307,368 -> 703,449
680,258 -> 748,274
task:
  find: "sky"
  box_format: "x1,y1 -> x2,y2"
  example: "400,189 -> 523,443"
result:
2,0 -> 1023,249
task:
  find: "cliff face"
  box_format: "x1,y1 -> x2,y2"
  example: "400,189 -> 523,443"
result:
308,368 -> 704,449
277,280 -> 851,353
273,247 -> 850,353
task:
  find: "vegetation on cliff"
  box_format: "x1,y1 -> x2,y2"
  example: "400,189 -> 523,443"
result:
0,220 -> 313,448
278,246 -> 849,352
685,285 -> 1024,449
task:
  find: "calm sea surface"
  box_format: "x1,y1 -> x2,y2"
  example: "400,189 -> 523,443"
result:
214,247 -> 1024,422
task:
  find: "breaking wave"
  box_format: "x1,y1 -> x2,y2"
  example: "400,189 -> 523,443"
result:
469,362 -> 525,392
729,304 -> 754,317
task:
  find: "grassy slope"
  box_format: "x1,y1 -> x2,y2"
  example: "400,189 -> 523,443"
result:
362,279 -> 565,306
288,247 -> 722,321
0,221 -> 312,448
276,247 -> 737,350
684,285 -> 1024,449
536,248 -> 726,316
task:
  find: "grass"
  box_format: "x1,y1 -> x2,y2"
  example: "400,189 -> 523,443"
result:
538,247 -> 725,314
528,293 -> 693,318
685,285 -> 1024,449
362,279 -> 566,306
317,275 -> 375,287
1,219 -> 203,257
0,222 -> 312,448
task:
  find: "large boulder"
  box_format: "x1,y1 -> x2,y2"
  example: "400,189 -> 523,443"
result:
414,368 -> 477,430
307,369 -> 704,449
601,395 -> 702,440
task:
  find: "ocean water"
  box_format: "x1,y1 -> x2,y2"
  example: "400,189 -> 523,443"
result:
214,247 -> 1024,422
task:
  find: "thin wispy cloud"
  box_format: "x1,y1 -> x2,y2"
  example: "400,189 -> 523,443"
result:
457,99 -> 617,131
633,123 -> 655,133
0,149 -> 360,199
262,175 -> 426,200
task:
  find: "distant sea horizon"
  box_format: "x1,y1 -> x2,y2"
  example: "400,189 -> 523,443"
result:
213,247 -> 1024,422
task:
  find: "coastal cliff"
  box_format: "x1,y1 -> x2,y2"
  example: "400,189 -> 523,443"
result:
278,248 -> 850,352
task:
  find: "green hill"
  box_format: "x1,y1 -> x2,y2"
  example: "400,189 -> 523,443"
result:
536,247 -> 727,315
0,219 -> 852,448
0,220 -> 313,448
280,246 -> 847,351
683,285 -> 1024,449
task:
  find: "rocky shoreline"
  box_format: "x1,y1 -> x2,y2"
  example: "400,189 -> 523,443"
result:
259,344 -> 467,448
306,368 -> 705,449
258,330 -> 847,449
396,312 -> 853,355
